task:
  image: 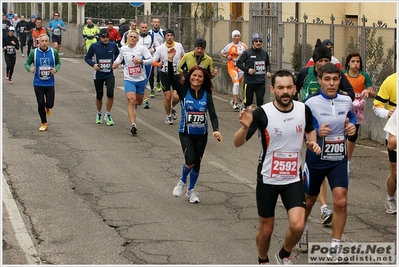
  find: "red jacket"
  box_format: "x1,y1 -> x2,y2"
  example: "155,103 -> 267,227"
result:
107,28 -> 121,43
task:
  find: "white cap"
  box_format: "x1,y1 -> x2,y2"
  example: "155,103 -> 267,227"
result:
14,13 -> 18,17
8,26 -> 15,31
232,30 -> 240,38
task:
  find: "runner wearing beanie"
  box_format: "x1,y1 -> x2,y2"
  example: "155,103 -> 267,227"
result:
178,37 -> 217,78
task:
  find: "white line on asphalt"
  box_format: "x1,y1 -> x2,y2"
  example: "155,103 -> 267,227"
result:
208,161 -> 256,189
2,174 -> 39,265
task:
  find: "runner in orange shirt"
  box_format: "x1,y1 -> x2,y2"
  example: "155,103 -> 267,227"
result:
221,30 -> 248,110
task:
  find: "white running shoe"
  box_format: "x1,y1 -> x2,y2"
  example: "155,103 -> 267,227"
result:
171,108 -> 177,120
321,206 -> 333,224
165,115 -> 173,125
296,224 -> 308,253
275,253 -> 292,265
386,198 -> 397,214
186,189 -> 200,203
173,180 -> 185,197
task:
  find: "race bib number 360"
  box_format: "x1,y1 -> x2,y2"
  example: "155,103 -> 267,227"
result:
98,59 -> 111,72
321,134 -> 346,161
270,151 -> 298,179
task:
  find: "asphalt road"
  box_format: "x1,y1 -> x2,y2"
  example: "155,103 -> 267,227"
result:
2,49 -> 396,265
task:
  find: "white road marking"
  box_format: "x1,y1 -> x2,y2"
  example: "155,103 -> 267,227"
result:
2,174 -> 39,264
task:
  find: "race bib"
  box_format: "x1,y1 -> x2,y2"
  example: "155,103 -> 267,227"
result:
254,60 -> 265,74
321,134 -> 346,161
127,65 -> 142,77
6,45 -> 15,54
39,66 -> 52,80
270,151 -> 299,179
54,28 -> 60,35
186,111 -> 205,126
98,58 -> 111,72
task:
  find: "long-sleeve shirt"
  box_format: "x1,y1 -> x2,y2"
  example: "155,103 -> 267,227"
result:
84,40 -> 119,80
3,34 -> 19,55
114,44 -> 154,82
236,47 -> 270,84
168,60 -> 219,134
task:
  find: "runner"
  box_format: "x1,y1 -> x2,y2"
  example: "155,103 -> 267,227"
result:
178,38 -> 218,78
236,33 -> 271,110
168,47 -> 222,203
84,28 -> 120,126
16,15 -> 29,57
233,69 -> 320,264
221,30 -> 248,110
152,29 -> 185,125
148,17 -> 165,93
3,26 -> 19,84
113,31 -> 154,135
373,72 -> 397,214
48,11 -> 66,53
138,21 -> 160,108
24,34 -> 61,131
300,63 -> 356,262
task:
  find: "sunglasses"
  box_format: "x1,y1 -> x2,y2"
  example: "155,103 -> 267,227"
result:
254,40 -> 262,43
100,34 -> 109,38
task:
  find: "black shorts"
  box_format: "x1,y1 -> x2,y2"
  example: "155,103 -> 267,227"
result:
303,161 -> 348,196
385,139 -> 397,163
256,180 -> 306,218
51,35 -> 62,44
159,71 -> 179,92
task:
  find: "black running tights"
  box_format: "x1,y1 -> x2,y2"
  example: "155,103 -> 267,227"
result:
34,86 -> 55,123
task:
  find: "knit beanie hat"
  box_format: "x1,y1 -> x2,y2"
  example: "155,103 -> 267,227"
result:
251,33 -> 262,44
194,38 -> 206,49
164,29 -> 175,36
232,30 -> 240,38
312,39 -> 332,62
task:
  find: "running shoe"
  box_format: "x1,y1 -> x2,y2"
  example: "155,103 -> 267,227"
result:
21,53 -> 24,57
386,198 -> 397,214
143,99 -> 150,109
173,180 -> 185,197
130,123 -> 137,135
296,225 -> 308,253
149,89 -> 155,98
39,123 -> 48,132
8,78 -> 12,84
240,103 -> 247,112
321,206 -> 333,224
171,107 -> 177,120
230,99 -> 234,106
46,107 -> 52,116
104,114 -> 114,126
275,253 -> 292,265
232,102 -> 239,110
156,82 -> 162,92
96,113 -> 102,124
165,115 -> 173,125
186,189 -> 200,203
